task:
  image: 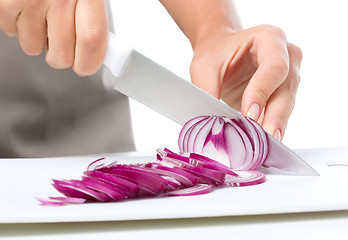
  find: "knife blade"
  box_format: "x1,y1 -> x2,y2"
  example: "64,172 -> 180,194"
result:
104,32 -> 319,176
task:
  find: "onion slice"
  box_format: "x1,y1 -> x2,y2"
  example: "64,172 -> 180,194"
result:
83,171 -> 139,197
162,184 -> 212,197
101,166 -> 169,196
52,179 -> 109,202
225,170 -> 266,187
80,177 -> 127,200
36,197 -> 86,206
157,148 -> 238,177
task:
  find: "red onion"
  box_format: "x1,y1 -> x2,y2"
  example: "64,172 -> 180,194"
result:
178,116 -> 269,171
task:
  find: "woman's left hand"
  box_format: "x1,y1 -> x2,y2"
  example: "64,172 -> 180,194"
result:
190,25 -> 302,141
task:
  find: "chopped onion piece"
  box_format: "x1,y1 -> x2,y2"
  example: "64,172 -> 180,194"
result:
102,166 -> 168,196
52,179 -> 108,202
83,171 -> 139,197
162,184 -> 212,196
36,197 -> 86,206
81,177 -> 127,200
225,170 -> 266,187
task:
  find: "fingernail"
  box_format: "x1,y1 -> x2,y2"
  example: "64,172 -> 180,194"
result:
273,129 -> 282,141
247,103 -> 260,121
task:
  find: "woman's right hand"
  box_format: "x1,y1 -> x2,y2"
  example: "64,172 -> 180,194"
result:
0,0 -> 109,76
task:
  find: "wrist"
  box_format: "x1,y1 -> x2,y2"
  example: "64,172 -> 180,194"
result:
160,0 -> 243,50
190,25 -> 242,50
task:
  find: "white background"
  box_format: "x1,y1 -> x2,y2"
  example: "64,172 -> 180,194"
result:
110,0 -> 348,152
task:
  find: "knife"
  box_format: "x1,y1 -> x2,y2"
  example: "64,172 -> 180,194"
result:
103,32 -> 319,176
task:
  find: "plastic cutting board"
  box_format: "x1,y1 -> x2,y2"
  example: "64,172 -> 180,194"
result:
0,148 -> 347,223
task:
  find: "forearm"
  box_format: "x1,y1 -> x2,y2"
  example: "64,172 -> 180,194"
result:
160,0 -> 243,49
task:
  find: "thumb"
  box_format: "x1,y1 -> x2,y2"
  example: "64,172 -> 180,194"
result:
190,56 -> 222,99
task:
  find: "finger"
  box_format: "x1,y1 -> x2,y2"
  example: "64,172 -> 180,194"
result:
73,0 -> 108,76
241,26 -> 290,122
16,1 -> 48,55
45,0 -> 77,69
261,43 -> 303,140
190,53 -> 222,99
0,0 -> 22,36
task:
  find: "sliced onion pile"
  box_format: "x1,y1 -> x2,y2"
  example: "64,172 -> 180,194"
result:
179,116 -> 269,170
38,115 -> 268,206
38,148 -> 265,206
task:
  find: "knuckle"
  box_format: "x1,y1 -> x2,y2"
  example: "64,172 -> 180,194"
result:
5,31 -> 18,37
258,24 -> 286,38
0,26 -> 18,37
78,25 -> 105,48
189,56 -> 202,74
0,0 -> 24,15
22,46 -> 43,56
270,58 -> 289,77
254,88 -> 269,106
189,54 -> 208,75
20,39 -> 45,56
286,76 -> 300,98
46,50 -> 74,69
288,43 -> 303,61
45,57 -> 57,69
292,75 -> 300,92
73,57 -> 101,77
73,65 -> 99,77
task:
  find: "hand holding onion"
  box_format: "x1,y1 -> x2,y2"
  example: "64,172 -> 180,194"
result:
160,1 -> 302,141
190,25 -> 302,141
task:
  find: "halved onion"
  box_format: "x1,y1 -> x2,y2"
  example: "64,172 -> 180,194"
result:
178,116 -> 269,170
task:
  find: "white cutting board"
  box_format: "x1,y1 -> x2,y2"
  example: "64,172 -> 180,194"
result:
0,148 -> 347,223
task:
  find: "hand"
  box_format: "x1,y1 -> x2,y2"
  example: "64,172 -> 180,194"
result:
0,0 -> 108,76
190,24 -> 302,141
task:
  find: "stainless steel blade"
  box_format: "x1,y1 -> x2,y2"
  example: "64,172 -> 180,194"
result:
111,50 -> 319,176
